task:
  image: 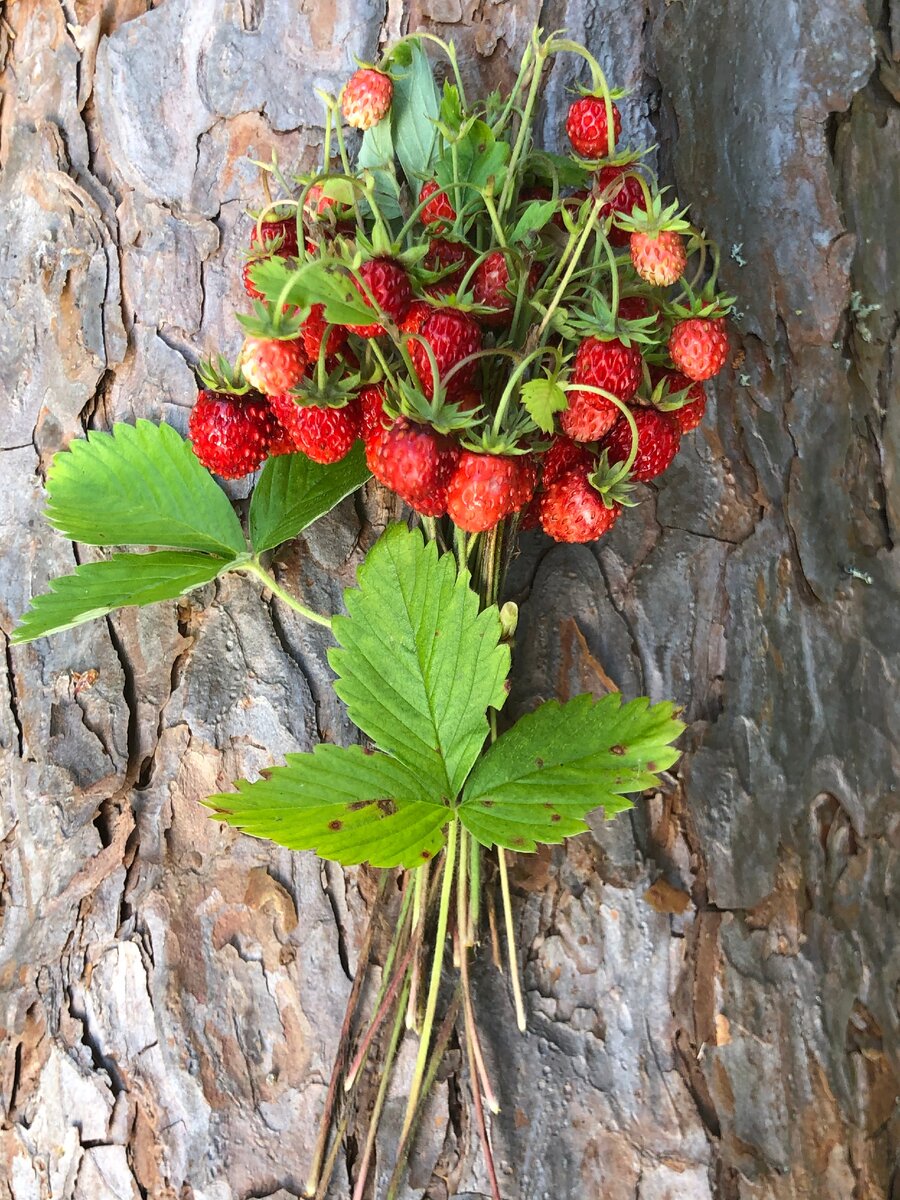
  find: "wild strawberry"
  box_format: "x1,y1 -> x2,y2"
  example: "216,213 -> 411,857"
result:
472,251 -> 539,327
242,217 -> 300,300
268,394 -> 360,465
349,257 -> 413,337
358,384 -> 389,443
565,96 -> 622,158
630,230 -> 687,287
603,407 -> 681,481
649,366 -> 707,433
595,167 -> 643,246
560,388 -> 619,443
267,421 -> 299,457
409,308 -> 481,398
669,317 -> 729,381
573,335 -> 643,403
419,181 -> 456,229
342,68 -> 393,130
301,305 -> 349,362
446,453 -> 537,533
370,419 -> 459,515
424,238 -> 476,296
189,390 -> 276,478
540,470 -> 622,543
400,300 -> 432,336
617,296 -> 652,322
541,437 -> 594,487
240,337 -> 307,395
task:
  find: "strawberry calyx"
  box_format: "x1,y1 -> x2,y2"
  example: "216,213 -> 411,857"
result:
288,363 -> 362,409
197,354 -> 252,396
588,449 -> 639,508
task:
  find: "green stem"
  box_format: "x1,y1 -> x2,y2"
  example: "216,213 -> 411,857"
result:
243,561 -> 332,629
497,847 -> 527,1033
537,197 -> 604,338
497,38 -> 547,218
399,820 -> 458,1143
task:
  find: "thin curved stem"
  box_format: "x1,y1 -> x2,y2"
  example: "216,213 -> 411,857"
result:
243,561 -> 332,629
497,847 -> 527,1033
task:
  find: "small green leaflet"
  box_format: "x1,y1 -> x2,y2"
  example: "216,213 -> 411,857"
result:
12,551 -> 232,644
390,39 -> 440,193
206,744 -> 448,868
329,524 -> 510,798
439,81 -> 464,133
435,120 -> 510,194
357,117 -> 403,221
459,694 -> 684,851
520,378 -> 568,433
249,445 -> 371,555
509,199 -> 557,243
247,259 -> 373,327
45,420 -> 246,558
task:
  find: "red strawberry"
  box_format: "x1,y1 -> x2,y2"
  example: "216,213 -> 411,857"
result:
540,470 -> 622,543
573,335 -> 642,403
630,230 -> 687,287
342,68 -> 393,130
617,296 -> 652,322
369,419 -> 459,515
189,390 -> 276,478
301,304 -> 349,362
424,238 -> 476,296
541,437 -> 594,486
669,318 -> 729,381
268,421 -> 299,457
410,308 -> 481,398
419,181 -> 456,229
472,251 -> 539,327
560,388 -> 619,443
400,300 -> 432,335
268,393 -> 360,465
652,369 -> 707,434
250,216 -> 299,257
446,452 -> 537,533
565,97 -> 622,158
595,167 -> 643,246
603,407 -> 681,481
358,384 -> 389,442
349,257 -> 413,337
240,337 -> 307,395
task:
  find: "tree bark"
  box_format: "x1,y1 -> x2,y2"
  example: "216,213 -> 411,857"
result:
1,3 -> 897,1198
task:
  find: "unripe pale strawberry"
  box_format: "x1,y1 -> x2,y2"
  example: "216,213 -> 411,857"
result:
630,230 -> 687,287
240,337 -> 307,395
342,68 -> 392,130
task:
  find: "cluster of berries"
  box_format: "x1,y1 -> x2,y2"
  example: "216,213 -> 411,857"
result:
189,50 -> 732,543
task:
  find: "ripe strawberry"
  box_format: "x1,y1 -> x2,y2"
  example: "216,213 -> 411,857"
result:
603,407 -> 681,481
446,452 -> 537,533
472,251 -> 539,327
240,337 -> 307,395
410,308 -> 481,398
268,421 -> 299,457
268,393 -> 360,465
565,96 -> 622,158
419,181 -> 456,229
189,390 -> 276,478
424,238 -> 476,296
669,317 -> 729,381
400,300 -> 432,335
350,257 -> 413,337
560,388 -> 619,442
342,68 -> 393,130
358,384 -> 389,442
630,230 -> 687,287
540,470 -> 622,543
651,369 -> 707,434
541,436 -> 594,486
369,419 -> 459,515
301,304 -> 349,362
595,166 -> 643,246
574,335 -> 643,402
617,296 -> 652,322
242,217 -> 299,300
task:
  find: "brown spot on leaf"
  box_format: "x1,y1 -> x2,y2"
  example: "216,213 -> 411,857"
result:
348,800 -> 372,812
421,849 -> 432,860
377,798 -> 397,816
482,800 -> 494,808
535,757 -> 544,768
610,744 -> 626,756
551,813 -> 561,823
328,820 -> 343,831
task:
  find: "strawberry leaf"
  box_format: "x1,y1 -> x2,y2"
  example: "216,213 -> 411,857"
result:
329,524 -> 510,798
248,259 -> 374,327
249,444 -> 371,555
45,420 -> 246,558
435,121 -> 510,193
357,117 -> 403,221
459,694 -> 684,851
520,378 -> 568,433
509,199 -> 558,243
205,744 -> 449,868
390,39 -> 440,193
12,551 -> 232,644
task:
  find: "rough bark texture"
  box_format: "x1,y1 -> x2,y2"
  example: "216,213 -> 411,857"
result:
1,2 -> 898,1198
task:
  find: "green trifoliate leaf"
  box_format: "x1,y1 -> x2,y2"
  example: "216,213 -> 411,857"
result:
509,199 -> 557,243
45,420 -> 246,558
248,259 -> 374,328
390,39 -> 440,193
329,524 -> 510,798
520,378 -> 568,433
459,693 -> 684,851
249,445 -> 370,555
205,744 -> 449,868
12,551 -> 232,644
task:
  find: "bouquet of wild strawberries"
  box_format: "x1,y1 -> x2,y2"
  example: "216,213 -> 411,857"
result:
14,28 -> 731,1199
